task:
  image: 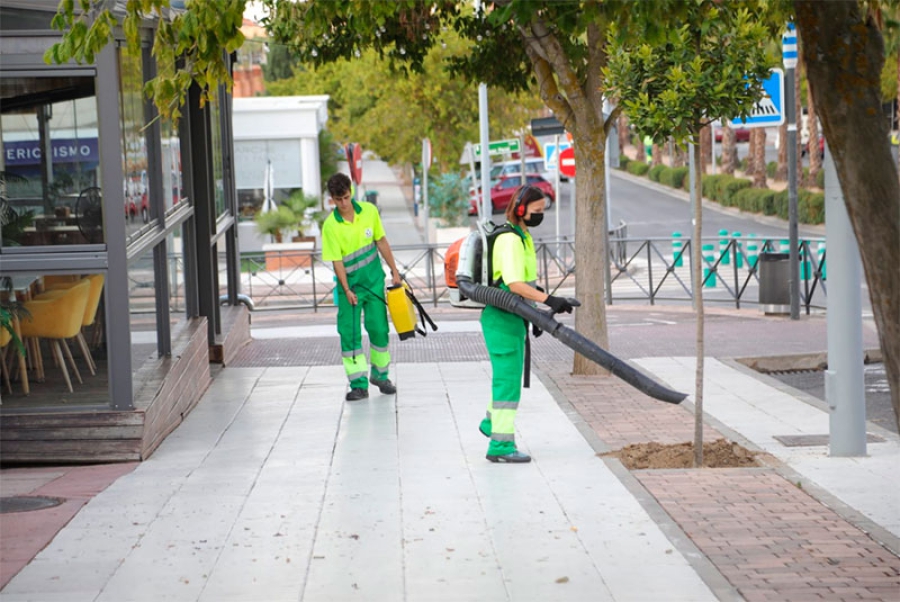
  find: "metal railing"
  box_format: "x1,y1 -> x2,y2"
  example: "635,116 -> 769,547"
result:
150,234 -> 827,313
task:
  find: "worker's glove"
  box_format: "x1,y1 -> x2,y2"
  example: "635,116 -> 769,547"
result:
545,294 -> 580,314
532,324 -> 543,338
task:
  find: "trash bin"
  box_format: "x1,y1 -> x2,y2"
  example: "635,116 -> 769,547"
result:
758,252 -> 790,314
365,190 -> 379,206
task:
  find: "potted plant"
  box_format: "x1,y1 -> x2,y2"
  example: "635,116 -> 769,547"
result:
281,190 -> 324,242
254,204 -> 297,243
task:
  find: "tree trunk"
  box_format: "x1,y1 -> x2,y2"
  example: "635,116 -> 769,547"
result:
699,125 -> 711,175
617,112 -> 630,157
721,125 -> 736,175
690,143 -> 705,467
807,89 -> 822,187
795,55 -> 805,184
752,128 -> 767,188
745,129 -> 758,175
776,122 -> 788,181
672,143 -> 686,168
651,143 -> 663,167
797,1 -> 900,432
572,125 -> 610,376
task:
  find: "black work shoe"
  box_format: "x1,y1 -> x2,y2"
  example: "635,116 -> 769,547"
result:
345,387 -> 369,401
369,377 -> 397,395
486,451 -> 532,463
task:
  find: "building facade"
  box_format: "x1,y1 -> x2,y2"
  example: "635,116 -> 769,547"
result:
0,1 -> 250,462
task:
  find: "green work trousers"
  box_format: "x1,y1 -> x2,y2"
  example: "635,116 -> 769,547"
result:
336,285 -> 391,389
479,305 -> 526,456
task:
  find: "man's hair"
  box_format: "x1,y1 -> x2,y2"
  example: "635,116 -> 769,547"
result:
327,173 -> 352,198
505,184 -> 545,223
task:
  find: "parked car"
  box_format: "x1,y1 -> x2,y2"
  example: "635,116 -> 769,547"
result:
714,127 -> 751,143
469,174 -> 555,215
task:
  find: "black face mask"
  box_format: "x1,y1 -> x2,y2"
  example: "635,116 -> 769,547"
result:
523,213 -> 544,227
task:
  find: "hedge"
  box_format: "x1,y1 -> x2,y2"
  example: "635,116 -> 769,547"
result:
627,161 -> 650,176
702,174 -> 730,200
619,155 -> 631,170
648,164 -> 666,182
799,190 -> 825,224
721,177 -> 752,206
659,166 -> 689,189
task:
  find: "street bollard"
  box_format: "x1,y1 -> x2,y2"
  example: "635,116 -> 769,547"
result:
800,240 -> 810,281
702,243 -> 717,287
732,231 -> 743,268
779,238 -> 790,253
718,229 -> 730,265
817,240 -> 827,281
747,234 -> 759,268
672,231 -> 683,268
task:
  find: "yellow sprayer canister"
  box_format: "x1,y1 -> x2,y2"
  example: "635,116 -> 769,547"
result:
387,283 -> 418,340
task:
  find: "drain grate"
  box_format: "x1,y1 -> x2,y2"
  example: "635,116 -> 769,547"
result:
774,434 -> 886,447
0,496 -> 66,514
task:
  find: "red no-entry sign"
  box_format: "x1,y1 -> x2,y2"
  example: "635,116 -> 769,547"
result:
559,146 -> 576,178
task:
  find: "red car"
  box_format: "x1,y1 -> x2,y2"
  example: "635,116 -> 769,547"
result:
714,127 -> 751,143
469,174 -> 555,215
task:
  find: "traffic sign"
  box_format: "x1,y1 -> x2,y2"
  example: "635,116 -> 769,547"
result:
559,147 -> 576,178
543,142 -> 572,170
731,68 -> 785,129
472,138 -> 521,157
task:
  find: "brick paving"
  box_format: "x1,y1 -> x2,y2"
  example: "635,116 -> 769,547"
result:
637,470 -> 900,602
538,362 -> 900,601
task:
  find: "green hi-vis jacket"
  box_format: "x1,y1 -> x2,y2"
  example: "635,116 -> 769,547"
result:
321,200 -> 386,293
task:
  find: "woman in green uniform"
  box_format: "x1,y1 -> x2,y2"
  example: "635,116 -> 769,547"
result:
479,185 -> 576,463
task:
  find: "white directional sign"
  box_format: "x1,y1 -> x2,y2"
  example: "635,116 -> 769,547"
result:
731,68 -> 785,129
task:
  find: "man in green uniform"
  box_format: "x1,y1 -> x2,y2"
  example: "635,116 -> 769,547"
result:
321,173 -> 402,401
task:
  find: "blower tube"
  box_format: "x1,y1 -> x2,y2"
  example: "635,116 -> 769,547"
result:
457,276 -> 687,405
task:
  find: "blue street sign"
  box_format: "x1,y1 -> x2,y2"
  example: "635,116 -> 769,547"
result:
731,68 -> 785,129
543,142 -> 572,169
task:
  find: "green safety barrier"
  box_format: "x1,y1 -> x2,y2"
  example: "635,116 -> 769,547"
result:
672,231 -> 683,268
702,243 -> 716,288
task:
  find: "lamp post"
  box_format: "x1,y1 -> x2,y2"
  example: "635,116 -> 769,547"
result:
784,23 -> 800,320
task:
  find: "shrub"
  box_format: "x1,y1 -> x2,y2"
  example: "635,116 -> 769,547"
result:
428,171 -> 471,226
721,178 -> 752,206
815,168 -> 824,189
733,188 -> 761,213
773,189 -> 789,220
701,174 -> 730,200
758,190 -> 777,215
659,166 -> 689,189
799,190 -> 825,224
766,161 -> 777,179
618,155 -> 631,170
648,164 -> 666,182
627,161 -> 650,176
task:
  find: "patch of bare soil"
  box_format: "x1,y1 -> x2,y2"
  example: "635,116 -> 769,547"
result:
602,438 -> 761,469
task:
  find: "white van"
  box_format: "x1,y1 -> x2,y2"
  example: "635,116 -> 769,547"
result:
490,157 -> 554,183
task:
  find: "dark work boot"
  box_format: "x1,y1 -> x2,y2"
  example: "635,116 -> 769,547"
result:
345,387 -> 369,401
369,377 -> 396,395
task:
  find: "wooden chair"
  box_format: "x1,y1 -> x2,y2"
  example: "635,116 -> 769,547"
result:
20,279 -> 90,393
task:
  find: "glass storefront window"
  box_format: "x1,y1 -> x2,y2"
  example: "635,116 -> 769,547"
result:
128,251 -> 158,371
161,118 -> 185,212
1,75 -> 102,248
118,44 -> 150,238
0,271 -> 110,408
209,91 -> 226,218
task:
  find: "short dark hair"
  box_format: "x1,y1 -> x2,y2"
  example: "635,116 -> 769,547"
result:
327,173 -> 352,198
505,185 -> 545,224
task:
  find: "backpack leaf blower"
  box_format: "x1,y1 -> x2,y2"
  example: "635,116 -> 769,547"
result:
447,228 -> 687,405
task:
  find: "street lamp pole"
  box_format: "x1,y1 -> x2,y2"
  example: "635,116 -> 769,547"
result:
784,23 -> 800,320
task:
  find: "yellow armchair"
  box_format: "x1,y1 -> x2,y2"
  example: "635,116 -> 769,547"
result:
21,279 -> 90,392
35,274 -> 105,375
